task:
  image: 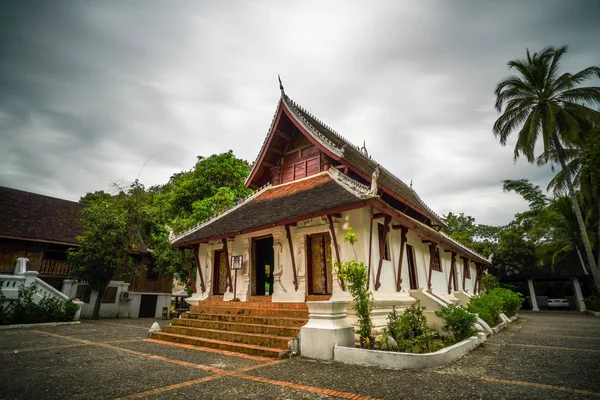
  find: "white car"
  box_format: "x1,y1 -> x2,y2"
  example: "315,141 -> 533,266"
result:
547,298 -> 570,309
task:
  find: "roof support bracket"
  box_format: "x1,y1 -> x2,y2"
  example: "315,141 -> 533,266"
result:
448,252 -> 457,295
396,227 -> 408,292
327,214 -> 345,291
179,248 -> 197,293
427,242 -> 437,290
285,224 -> 299,291
222,238 -> 233,293
193,244 -> 206,293
375,215 -> 391,291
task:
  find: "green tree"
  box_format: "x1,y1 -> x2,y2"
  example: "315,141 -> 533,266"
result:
67,199 -> 133,319
156,151 -> 252,232
442,212 -> 501,258
493,46 -> 600,290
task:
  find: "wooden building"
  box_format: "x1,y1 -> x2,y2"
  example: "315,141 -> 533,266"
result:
154,85 -> 489,357
0,186 -> 173,318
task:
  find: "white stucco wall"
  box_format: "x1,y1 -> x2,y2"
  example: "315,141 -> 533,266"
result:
66,280 -> 171,319
189,205 -> 484,324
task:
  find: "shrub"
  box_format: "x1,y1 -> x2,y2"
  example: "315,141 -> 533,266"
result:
467,292 -> 503,326
489,288 -> 523,317
481,274 -> 500,292
335,228 -> 372,346
399,302 -> 429,337
435,304 -> 477,342
0,282 -> 78,325
584,294 -> 600,312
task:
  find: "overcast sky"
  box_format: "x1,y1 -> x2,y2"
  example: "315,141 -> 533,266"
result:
1,1 -> 599,226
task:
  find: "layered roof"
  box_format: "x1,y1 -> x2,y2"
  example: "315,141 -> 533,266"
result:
245,90 -> 446,227
171,170 -> 487,264
172,169 -> 373,246
0,186 -> 84,245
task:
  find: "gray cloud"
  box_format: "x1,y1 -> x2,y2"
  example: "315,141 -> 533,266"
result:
1,0 -> 598,226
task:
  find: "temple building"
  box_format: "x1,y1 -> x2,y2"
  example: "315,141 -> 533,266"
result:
153,85 -> 489,358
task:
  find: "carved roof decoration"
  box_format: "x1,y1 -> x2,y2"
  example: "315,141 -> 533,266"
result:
245,87 -> 446,227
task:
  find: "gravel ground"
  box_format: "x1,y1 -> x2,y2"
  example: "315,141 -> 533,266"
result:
0,312 -> 598,399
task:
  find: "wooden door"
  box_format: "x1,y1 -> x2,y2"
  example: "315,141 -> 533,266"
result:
406,245 -> 418,290
307,233 -> 333,295
213,250 -> 228,295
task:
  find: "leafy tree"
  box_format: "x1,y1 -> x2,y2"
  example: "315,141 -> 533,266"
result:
152,151 -> 252,285
442,212 -> 501,258
155,151 -> 252,232
67,199 -> 133,319
493,46 -> 600,291
491,226 -> 537,277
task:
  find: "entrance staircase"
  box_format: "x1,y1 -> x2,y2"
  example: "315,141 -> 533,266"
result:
150,296 -> 309,358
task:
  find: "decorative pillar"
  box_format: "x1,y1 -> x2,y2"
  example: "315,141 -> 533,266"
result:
238,237 -> 251,302
14,257 -> 28,275
271,231 -> 286,302
300,301 -> 355,360
295,233 -> 307,297
572,277 -> 586,312
527,279 -> 539,311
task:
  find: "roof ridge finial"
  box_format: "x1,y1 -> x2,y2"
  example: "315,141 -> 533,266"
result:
278,74 -> 285,96
361,140 -> 369,158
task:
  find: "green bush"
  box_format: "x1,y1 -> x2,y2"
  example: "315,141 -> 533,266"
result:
467,293 -> 503,326
481,274 -> 500,291
399,302 -> 429,337
0,281 -> 78,325
584,294 -> 600,312
489,288 -> 523,317
435,304 -> 477,342
335,228 -> 372,346
467,287 -> 524,325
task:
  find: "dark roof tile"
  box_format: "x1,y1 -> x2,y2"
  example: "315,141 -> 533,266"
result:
0,187 -> 83,245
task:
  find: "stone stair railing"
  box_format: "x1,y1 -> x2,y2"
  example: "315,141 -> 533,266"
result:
0,258 -> 82,321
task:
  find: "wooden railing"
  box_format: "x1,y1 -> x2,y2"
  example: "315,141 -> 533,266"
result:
38,259 -> 73,277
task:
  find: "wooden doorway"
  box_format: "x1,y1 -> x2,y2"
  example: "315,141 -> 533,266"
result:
406,245 -> 418,290
252,236 -> 274,296
213,249 -> 228,295
307,233 -> 333,295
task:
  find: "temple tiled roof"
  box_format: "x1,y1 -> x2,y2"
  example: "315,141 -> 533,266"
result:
172,170 -> 373,246
245,90 -> 446,227
0,186 -> 84,245
172,169 -> 487,263
282,94 -> 446,228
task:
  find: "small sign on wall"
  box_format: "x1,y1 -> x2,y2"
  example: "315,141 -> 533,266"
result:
231,255 -> 243,270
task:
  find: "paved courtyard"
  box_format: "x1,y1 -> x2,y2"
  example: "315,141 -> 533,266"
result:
1,311 -> 599,399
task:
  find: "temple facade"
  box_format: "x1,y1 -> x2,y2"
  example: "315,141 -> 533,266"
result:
170,86 -> 488,331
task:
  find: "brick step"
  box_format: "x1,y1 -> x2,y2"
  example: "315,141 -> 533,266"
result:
306,295 -> 331,302
190,306 -> 308,318
172,318 -> 301,336
150,332 -> 289,358
182,312 -> 308,327
191,301 -> 307,310
162,325 -> 294,349
246,296 -> 274,302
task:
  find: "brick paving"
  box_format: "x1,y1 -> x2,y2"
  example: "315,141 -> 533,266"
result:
0,311 -> 599,399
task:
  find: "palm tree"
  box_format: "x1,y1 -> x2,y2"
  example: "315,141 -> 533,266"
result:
493,46 -> 600,291
544,133 -> 600,266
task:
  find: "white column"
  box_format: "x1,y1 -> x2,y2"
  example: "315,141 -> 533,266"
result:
527,279 -> 539,311
14,257 -> 29,275
61,279 -> 76,297
572,277 -> 586,312
300,301 -> 355,360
